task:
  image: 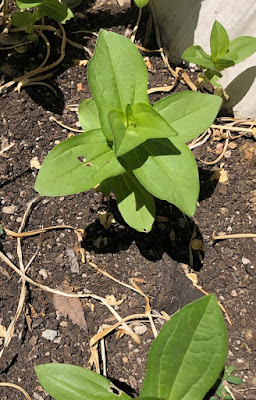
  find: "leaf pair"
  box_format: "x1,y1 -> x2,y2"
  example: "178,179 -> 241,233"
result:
35,29 -> 221,232
35,295 -> 228,400
182,20 -> 256,86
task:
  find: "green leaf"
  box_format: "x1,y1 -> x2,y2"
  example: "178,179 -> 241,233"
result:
224,396 -> 232,400
226,365 -> 236,375
133,0 -> 150,7
227,376 -> 243,385
228,36 -> 256,64
78,99 -> 101,132
210,21 -> 230,59
88,29 -> 149,140
182,45 -> 217,70
153,91 -> 222,142
120,138 -> 199,217
37,0 -> 73,23
35,363 -> 131,400
11,11 -> 34,27
105,172 -> 155,232
213,55 -> 235,71
139,295 -> 228,400
34,129 -> 125,196
16,0 -> 44,9
109,103 -> 177,157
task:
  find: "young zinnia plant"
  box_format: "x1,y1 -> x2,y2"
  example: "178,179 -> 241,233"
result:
35,29 -> 222,232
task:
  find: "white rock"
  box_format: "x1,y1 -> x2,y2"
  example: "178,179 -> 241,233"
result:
242,257 -> 251,265
134,324 -> 148,335
39,269 -> 48,279
2,205 -> 17,214
41,329 -> 58,341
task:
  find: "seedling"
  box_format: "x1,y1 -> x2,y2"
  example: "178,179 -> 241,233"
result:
35,295 -> 228,400
134,0 -> 150,7
35,29 -> 222,232
210,365 -> 243,400
182,20 -> 256,88
11,0 -> 73,37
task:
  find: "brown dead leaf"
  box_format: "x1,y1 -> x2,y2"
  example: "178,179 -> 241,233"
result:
240,143 -> 256,161
210,168 -> 229,183
190,239 -> 204,252
52,292 -> 88,332
0,324 -> 7,338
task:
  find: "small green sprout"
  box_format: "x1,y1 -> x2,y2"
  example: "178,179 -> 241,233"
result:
182,20 -> 256,89
210,365 -> 243,400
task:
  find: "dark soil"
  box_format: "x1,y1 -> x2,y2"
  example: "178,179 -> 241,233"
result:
0,1 -> 256,399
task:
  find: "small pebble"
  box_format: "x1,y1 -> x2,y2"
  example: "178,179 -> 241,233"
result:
39,269 -> 48,279
134,324 -> 147,335
41,329 -> 58,341
245,264 -> 256,277
2,205 -> 17,214
242,257 -> 250,265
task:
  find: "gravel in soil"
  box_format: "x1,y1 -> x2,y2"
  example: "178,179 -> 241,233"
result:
1,1 -> 256,399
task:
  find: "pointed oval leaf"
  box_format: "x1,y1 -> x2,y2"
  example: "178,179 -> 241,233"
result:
110,103 -> 177,157
182,45 -> 216,70
105,172 -> 155,232
210,21 -> 230,59
34,129 -> 125,196
227,376 -> 243,385
88,29 -> 149,140
153,91 -> 222,142
120,138 -> 199,217
11,11 -> 34,27
140,295 -> 228,400
38,0 -> 73,23
35,363 -> 131,400
78,99 -> 101,132
228,36 -> 256,64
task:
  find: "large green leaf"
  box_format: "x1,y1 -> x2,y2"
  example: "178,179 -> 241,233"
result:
37,0 -> 73,23
11,11 -> 34,27
105,172 -> 155,232
153,92 -> 222,143
88,29 -> 149,140
210,21 -> 230,59
34,129 -> 125,196
120,138 -> 199,217
78,99 -> 101,132
109,103 -> 177,157
139,295 -> 228,400
228,36 -> 256,64
35,364 -> 131,400
182,45 -> 216,70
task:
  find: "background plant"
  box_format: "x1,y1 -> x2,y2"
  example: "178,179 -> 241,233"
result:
35,29 -> 222,232
35,295 -> 228,400
11,0 -> 73,37
210,365 -> 243,400
182,20 -> 256,88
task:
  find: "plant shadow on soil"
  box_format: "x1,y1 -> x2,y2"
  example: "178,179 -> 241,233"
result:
84,167 -> 217,272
